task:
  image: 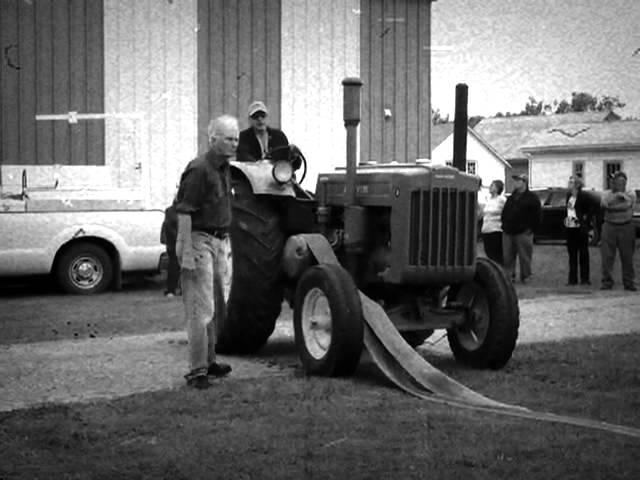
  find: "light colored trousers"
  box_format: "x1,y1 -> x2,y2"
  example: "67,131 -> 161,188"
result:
503,231 -> 534,281
181,231 -> 233,377
600,222 -> 636,288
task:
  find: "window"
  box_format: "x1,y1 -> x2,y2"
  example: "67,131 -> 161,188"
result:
604,161 -> 622,189
572,161 -> 584,179
467,161 -> 477,175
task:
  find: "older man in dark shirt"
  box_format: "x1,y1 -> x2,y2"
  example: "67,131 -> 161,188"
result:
175,114 -> 238,389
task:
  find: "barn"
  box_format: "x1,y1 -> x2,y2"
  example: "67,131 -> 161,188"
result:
0,0 -> 435,208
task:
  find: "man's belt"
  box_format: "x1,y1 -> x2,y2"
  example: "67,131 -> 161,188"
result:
197,228 -> 230,239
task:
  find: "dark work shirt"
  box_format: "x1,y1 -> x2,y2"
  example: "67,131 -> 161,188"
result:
175,150 -> 232,232
501,188 -> 542,235
237,126 -> 289,162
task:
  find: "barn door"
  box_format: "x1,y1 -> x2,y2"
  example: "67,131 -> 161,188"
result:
197,0 -> 282,153
0,0 -> 105,169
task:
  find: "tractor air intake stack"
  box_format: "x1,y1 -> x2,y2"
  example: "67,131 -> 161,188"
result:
341,77 -> 366,278
452,83 -> 468,172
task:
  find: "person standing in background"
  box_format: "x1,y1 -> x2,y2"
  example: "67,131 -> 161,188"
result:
480,179 -> 506,265
564,175 -> 599,286
600,171 -> 636,291
501,174 -> 542,283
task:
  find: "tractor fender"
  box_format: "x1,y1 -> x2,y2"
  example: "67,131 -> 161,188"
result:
230,160 -> 296,197
282,233 -> 334,279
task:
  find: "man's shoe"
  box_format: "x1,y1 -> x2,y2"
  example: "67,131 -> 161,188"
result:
600,284 -> 613,290
187,375 -> 212,390
208,362 -> 232,378
580,280 -> 591,285
624,285 -> 637,291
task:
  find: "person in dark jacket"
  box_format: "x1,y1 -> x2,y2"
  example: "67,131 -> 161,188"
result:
563,175 -> 599,286
501,174 -> 542,283
236,101 -> 289,163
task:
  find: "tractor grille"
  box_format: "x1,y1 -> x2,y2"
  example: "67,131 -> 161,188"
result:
408,188 -> 476,267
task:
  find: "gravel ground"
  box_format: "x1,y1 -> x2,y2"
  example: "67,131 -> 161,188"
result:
1,290 -> 638,413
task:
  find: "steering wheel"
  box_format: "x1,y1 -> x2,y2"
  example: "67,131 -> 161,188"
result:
266,144 -> 307,185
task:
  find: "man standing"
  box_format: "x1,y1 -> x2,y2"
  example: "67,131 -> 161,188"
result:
600,171 -> 636,291
175,115 -> 238,389
237,101 -> 289,162
501,174 -> 542,283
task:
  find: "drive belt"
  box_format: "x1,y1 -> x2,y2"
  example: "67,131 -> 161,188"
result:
299,233 -> 640,439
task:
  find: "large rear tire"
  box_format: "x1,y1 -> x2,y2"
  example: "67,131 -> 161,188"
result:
216,174 -> 285,354
447,257 -> 519,369
293,264 -> 364,376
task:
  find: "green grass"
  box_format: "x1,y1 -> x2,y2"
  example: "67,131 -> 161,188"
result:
1,334 -> 639,480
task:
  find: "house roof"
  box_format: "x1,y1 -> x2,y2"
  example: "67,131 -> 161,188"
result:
474,111 -> 620,160
521,120 -> 640,153
431,125 -> 511,168
431,122 -> 454,152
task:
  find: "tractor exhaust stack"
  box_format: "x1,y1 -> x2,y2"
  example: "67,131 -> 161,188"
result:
452,83 -> 468,172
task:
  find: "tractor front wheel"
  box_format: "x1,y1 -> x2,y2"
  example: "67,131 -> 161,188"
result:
447,257 -> 519,369
293,264 -> 364,376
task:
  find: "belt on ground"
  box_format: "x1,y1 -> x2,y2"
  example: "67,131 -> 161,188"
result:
605,221 -> 631,226
197,228 -> 229,239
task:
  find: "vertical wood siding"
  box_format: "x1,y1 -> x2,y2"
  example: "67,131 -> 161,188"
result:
104,0 -> 198,206
280,0 -> 359,190
0,0 -> 104,167
197,0 -> 281,153
360,0 -> 431,164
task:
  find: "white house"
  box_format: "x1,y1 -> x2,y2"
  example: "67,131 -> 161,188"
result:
521,120 -> 640,192
431,126 -> 511,198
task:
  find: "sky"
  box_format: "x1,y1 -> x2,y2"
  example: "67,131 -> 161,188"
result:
431,0 -> 640,119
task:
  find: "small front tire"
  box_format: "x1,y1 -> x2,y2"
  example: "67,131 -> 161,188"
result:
293,264 -> 364,376
447,257 -> 519,369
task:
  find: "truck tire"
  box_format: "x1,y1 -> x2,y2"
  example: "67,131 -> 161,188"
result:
55,242 -> 113,295
216,175 -> 285,354
447,257 -> 519,369
293,263 -> 364,376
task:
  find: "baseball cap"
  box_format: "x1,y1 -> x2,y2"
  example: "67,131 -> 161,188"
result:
612,170 -> 627,181
248,101 -> 268,117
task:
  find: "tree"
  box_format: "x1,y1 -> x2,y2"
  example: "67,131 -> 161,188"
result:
431,108 -> 450,125
569,91 -> 597,112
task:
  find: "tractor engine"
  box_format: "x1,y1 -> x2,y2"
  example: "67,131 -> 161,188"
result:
315,163 -> 480,290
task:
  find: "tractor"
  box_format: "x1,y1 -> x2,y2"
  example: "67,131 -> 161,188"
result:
217,79 -> 519,376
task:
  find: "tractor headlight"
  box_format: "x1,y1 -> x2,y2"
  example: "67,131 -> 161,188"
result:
272,160 -> 293,184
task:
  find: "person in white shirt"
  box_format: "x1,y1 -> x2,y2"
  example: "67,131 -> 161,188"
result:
480,179 -> 506,265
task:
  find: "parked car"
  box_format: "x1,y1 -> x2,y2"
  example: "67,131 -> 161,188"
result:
530,187 -> 602,245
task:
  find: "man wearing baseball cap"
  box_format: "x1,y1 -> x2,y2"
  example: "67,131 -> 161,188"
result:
237,101 -> 289,162
600,170 -> 636,291
501,173 -> 542,283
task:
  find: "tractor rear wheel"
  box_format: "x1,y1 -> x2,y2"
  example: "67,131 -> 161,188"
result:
294,264 -> 364,376
447,257 -> 519,369
216,175 -> 285,354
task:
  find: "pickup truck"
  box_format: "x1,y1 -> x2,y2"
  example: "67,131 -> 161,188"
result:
0,187 -> 165,295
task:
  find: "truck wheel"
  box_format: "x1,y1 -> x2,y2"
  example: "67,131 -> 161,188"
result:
447,257 -> 519,369
216,175 -> 285,354
293,264 -> 364,376
55,242 -> 113,295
